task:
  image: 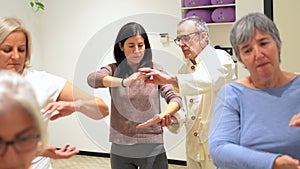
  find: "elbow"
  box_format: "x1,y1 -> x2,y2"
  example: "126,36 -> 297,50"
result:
87,73 -> 100,88
96,99 -> 109,120
91,109 -> 109,120
100,105 -> 109,119
208,139 -> 226,168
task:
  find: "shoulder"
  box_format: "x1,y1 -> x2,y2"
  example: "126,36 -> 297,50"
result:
221,79 -> 249,93
24,68 -> 54,79
98,63 -> 117,73
235,77 -> 250,86
104,63 -> 117,70
23,68 -> 66,84
214,49 -> 235,64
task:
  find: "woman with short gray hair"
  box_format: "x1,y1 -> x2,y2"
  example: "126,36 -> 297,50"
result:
209,13 -> 300,169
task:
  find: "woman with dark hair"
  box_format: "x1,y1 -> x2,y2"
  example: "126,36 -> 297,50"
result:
87,22 -> 181,169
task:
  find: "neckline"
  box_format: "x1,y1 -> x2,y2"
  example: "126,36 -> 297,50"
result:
234,74 -> 300,90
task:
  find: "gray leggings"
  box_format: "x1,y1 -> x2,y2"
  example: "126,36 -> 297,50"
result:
110,152 -> 168,169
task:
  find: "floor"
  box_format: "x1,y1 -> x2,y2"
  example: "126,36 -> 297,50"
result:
50,154 -> 187,169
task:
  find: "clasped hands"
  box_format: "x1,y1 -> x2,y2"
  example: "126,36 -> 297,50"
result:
122,67 -> 171,87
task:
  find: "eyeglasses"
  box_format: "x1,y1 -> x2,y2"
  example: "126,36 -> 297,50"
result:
174,32 -> 200,46
0,134 -> 40,156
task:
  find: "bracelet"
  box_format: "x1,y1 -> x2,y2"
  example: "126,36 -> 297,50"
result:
121,78 -> 126,87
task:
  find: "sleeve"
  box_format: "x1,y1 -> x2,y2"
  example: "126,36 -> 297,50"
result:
87,63 -> 115,88
154,64 -> 183,133
209,85 -> 279,169
41,72 -> 66,102
216,49 -> 237,82
153,63 -> 182,107
159,83 -> 182,106
24,68 -> 66,107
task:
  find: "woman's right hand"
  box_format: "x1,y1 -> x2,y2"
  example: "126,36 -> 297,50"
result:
273,155 -> 300,169
123,72 -> 148,86
289,113 -> 300,127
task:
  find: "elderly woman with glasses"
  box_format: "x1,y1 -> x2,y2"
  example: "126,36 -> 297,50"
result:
138,16 -> 236,169
0,70 -> 46,169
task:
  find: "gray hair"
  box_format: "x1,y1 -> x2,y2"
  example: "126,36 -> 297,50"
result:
0,16 -> 32,68
0,70 -> 46,149
178,16 -> 210,43
230,12 -> 281,61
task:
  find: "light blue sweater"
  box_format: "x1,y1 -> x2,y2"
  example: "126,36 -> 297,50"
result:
209,75 -> 300,169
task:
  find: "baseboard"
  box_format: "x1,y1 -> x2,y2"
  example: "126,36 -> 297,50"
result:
78,150 -> 187,166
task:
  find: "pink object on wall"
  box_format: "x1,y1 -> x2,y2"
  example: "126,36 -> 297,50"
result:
185,9 -> 213,23
210,0 -> 235,5
184,0 -> 211,7
211,7 -> 235,23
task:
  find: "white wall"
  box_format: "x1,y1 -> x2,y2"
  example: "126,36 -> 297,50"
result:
273,0 -> 300,73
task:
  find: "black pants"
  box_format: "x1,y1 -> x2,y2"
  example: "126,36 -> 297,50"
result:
110,152 -> 168,169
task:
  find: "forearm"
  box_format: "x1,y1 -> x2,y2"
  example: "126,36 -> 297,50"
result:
210,142 -> 279,169
103,75 -> 131,87
75,98 -> 109,120
37,144 -> 56,158
160,101 -> 180,118
169,74 -> 178,88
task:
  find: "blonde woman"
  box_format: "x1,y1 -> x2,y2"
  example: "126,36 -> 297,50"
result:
0,16 -> 109,169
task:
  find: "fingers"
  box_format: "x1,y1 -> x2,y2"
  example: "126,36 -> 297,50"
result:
136,115 -> 161,128
55,145 -> 79,159
49,113 -> 63,121
158,115 -> 176,127
42,102 -> 64,115
290,113 -> 300,127
138,67 -> 153,73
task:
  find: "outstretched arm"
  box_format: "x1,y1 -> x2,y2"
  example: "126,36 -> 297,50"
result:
42,81 -> 109,120
139,68 -> 178,88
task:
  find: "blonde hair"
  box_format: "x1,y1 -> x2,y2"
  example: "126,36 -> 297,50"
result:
0,16 -> 32,67
0,70 -> 46,149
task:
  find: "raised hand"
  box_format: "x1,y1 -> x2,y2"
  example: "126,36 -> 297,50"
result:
139,68 -> 176,85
